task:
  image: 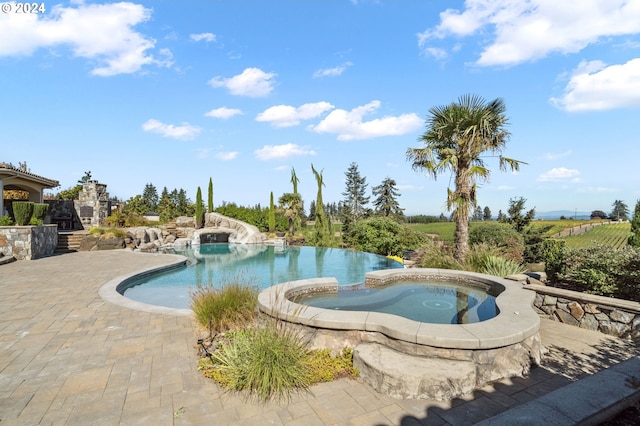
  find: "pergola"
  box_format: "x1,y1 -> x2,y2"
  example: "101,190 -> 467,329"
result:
0,163 -> 59,217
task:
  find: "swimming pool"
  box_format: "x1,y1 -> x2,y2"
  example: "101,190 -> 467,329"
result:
121,243 -> 402,309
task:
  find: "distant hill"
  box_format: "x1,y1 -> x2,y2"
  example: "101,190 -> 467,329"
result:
535,210 -> 592,220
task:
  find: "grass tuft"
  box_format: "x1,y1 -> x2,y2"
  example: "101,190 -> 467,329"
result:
190,276 -> 258,337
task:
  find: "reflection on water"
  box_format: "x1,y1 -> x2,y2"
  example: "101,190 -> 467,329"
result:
122,244 -> 402,309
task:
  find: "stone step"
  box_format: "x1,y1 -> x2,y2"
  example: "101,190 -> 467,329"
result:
353,343 -> 476,401
55,232 -> 86,253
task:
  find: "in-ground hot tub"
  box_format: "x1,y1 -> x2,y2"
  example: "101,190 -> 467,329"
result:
258,268 -> 543,400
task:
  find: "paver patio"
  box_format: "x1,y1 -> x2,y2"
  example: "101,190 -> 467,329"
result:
0,250 -> 638,425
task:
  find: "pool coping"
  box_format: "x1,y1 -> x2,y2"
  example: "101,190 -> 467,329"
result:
98,252 -> 193,317
258,268 -> 540,350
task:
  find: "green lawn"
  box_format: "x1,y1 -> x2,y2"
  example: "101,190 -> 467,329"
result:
407,222 -> 455,243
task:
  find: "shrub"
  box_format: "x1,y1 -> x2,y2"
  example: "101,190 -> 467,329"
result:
32,203 -> 49,221
303,347 -> 358,383
348,217 -> 426,256
203,325 -> 311,403
190,277 -> 259,337
28,217 -> 42,225
13,201 -> 34,226
478,255 -> 526,277
469,222 -> 524,263
416,241 -> 463,270
0,214 -> 13,226
558,244 -> 640,301
541,239 -> 566,282
88,227 -> 128,239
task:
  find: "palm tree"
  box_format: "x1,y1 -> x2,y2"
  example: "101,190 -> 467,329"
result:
278,192 -> 302,236
407,94 -> 525,262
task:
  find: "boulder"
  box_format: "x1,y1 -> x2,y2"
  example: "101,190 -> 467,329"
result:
78,235 -> 99,251
176,216 -> 195,228
95,237 -> 126,250
353,343 -> 476,401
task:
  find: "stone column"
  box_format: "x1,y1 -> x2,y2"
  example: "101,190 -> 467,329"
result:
0,178 -> 4,217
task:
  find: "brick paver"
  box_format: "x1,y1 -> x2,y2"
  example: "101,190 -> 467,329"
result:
0,250 -> 638,425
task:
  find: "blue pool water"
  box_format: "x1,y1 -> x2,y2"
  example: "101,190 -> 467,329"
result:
295,280 -> 499,324
122,244 -> 402,309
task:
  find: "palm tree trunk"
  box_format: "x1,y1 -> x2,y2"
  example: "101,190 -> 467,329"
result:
454,170 -> 471,263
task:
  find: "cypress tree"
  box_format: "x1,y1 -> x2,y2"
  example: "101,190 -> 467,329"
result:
208,178 -> 214,212
628,200 -> 640,247
311,164 -> 331,247
195,187 -> 204,228
269,191 -> 276,233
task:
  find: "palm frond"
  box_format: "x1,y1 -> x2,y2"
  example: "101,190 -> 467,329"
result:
499,156 -> 527,172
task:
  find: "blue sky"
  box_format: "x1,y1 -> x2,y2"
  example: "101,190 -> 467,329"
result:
2,0 -> 640,217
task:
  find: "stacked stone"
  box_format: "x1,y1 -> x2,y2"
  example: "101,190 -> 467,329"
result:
533,292 -> 639,339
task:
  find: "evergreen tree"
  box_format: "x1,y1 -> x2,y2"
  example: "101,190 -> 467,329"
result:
628,200 -> 640,247
311,164 -> 332,247
123,195 -> 146,215
611,200 -> 629,221
290,168 -> 302,233
472,205 -> 483,221
158,187 -> 178,221
483,206 -> 492,221
342,162 -> 370,220
308,200 -> 316,219
195,187 -> 204,228
503,197 -> 535,232
176,189 -> 194,216
269,191 -> 276,233
497,209 -> 507,221
142,183 -> 158,212
208,178 -> 214,212
372,177 -> 403,218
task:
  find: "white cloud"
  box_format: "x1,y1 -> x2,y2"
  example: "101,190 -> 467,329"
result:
423,47 -> 449,61
537,167 -> 581,182
190,32 -> 216,43
142,119 -> 201,140
309,100 -> 422,141
543,150 -> 572,160
215,151 -> 238,161
578,186 -> 618,193
0,2 -> 170,76
254,143 -> 316,160
418,0 -> 640,67
274,165 -> 289,171
550,59 -> 640,111
208,67 -> 276,97
313,62 -> 353,78
256,102 -> 334,128
205,107 -> 243,119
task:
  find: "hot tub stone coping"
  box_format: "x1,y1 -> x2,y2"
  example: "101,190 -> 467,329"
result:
257,268 -> 540,350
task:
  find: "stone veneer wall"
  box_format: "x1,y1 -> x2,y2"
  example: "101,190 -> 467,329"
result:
75,181 -> 111,229
527,284 -> 640,339
0,225 -> 58,260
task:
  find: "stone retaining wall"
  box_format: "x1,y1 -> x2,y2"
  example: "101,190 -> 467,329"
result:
0,225 -> 58,260
527,284 -> 640,339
